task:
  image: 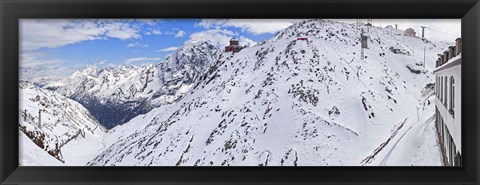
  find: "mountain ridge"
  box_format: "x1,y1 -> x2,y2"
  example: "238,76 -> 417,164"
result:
86,19 -> 445,166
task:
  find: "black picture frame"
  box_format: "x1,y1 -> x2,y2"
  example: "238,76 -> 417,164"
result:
1,0 -> 479,184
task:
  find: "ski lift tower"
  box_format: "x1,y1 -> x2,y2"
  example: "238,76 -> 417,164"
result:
360,29 -> 368,60
38,109 -> 43,129
421,26 -> 426,40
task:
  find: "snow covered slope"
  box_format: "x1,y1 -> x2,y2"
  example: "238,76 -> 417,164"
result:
19,132 -> 64,166
360,83 -> 442,166
88,20 -> 448,166
19,81 -> 106,165
55,41 -> 222,129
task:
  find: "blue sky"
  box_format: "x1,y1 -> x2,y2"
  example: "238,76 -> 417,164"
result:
20,19 -> 460,79
20,19 -> 299,79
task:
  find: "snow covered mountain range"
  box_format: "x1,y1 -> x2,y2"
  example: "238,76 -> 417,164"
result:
53,41 -> 221,129
21,19 -> 450,166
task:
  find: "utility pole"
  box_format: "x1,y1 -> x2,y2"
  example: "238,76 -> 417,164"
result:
38,109 -> 42,129
421,26 -> 426,40
361,29 -> 365,60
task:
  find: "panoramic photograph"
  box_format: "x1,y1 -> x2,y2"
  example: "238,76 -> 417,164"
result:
19,19 -> 461,166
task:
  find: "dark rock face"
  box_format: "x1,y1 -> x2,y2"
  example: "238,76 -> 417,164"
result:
71,94 -> 152,129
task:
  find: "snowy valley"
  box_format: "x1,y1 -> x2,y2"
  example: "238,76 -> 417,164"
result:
20,19 -> 450,166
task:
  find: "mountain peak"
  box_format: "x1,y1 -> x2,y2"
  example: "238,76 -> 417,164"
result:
164,41 -> 221,70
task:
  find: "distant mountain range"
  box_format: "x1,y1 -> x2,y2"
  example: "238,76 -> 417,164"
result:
49,41 -> 222,129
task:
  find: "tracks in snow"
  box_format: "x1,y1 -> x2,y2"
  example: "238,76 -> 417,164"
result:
360,118 -> 408,165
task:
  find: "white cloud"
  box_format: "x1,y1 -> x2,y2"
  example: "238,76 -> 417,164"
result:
145,29 -> 163,35
135,19 -> 162,26
127,43 -> 137,48
21,51 -> 63,67
20,19 -> 141,51
97,59 -> 107,65
127,42 -> 148,48
186,29 -> 256,47
163,29 -> 187,38
198,19 -> 299,35
124,57 -> 162,64
103,22 -> 140,40
157,46 -> 179,52
20,51 -> 113,80
20,51 -> 75,79
175,30 -> 186,38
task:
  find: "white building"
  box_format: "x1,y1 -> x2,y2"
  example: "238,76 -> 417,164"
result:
434,38 -> 462,166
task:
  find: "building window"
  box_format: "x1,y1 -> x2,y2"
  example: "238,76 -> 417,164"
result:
448,134 -> 456,166
438,77 -> 440,98
450,76 -> 455,117
444,128 -> 449,160
438,77 -> 443,102
441,118 -> 445,144
440,77 -> 443,102
451,136 -> 457,166
444,76 -> 448,106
